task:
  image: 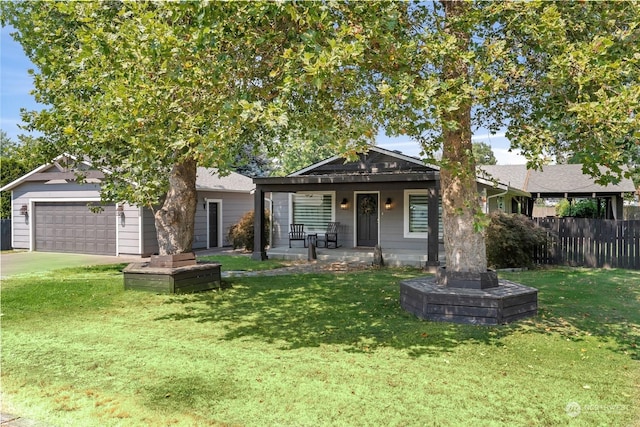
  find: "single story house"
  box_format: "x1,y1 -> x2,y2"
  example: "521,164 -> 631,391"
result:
252,147 -> 637,266
251,146 -> 529,266
479,164 -> 636,219
1,154 -> 255,256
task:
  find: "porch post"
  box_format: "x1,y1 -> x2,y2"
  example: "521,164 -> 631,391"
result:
426,186 -> 440,269
613,195 -> 623,220
527,198 -> 535,218
252,186 -> 268,260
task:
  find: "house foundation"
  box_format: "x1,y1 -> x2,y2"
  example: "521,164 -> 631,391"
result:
400,273 -> 537,325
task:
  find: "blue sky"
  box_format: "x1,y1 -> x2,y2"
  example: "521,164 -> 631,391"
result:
1,25 -> 43,141
1,24 -> 524,164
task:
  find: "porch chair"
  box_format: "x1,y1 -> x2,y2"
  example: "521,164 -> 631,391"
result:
318,222 -> 341,249
288,224 -> 307,248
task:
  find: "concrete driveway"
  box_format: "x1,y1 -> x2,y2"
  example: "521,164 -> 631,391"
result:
0,251 -> 146,278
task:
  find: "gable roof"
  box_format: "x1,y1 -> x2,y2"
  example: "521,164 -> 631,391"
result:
0,154 -> 254,193
480,164 -> 636,197
196,167 -> 254,193
0,154 -> 105,192
254,145 -> 524,195
290,146 -> 438,176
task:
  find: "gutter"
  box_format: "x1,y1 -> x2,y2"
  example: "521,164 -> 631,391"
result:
484,183 -> 511,214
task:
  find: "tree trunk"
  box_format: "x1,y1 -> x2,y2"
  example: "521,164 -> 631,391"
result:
154,158 -> 198,255
440,0 -> 487,273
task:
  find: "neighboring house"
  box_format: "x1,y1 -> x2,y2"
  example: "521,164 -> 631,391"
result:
479,164 -> 636,219
0,154 -> 254,256
252,146 -> 528,265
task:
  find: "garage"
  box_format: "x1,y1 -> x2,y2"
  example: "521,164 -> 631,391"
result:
34,202 -> 117,255
2,154 -> 256,256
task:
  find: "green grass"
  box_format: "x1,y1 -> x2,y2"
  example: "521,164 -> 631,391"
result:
197,254 -> 289,271
1,264 -> 639,426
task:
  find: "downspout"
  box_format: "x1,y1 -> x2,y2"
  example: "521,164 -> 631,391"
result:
485,183 -> 510,214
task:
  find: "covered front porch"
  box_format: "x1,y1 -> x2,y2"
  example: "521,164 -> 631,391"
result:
265,244 -> 446,268
251,148 -> 445,268
250,147 -> 522,269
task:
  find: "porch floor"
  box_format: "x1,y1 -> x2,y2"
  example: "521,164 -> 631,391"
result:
266,245 -> 445,269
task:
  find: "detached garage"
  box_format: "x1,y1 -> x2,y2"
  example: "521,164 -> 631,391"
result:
1,155 -> 255,256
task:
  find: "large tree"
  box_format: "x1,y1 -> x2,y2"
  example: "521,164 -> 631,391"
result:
3,1 -> 638,274
375,0 -> 639,273
2,1 -> 391,254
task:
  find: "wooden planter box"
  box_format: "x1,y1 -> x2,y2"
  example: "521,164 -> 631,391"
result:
400,277 -> 538,325
123,262 -> 222,294
149,253 -> 197,268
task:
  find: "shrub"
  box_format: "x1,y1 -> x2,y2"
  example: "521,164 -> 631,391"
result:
485,211 -> 548,269
556,198 -> 602,218
227,210 -> 270,251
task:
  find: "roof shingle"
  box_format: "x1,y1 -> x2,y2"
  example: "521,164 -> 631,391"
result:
480,164 -> 635,196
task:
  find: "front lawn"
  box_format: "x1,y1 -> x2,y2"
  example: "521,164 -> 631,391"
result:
1,264 -> 638,426
196,254 -> 289,271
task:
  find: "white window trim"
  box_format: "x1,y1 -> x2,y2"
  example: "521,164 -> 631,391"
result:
138,206 -> 144,256
288,191 -> 336,233
404,189 -> 429,239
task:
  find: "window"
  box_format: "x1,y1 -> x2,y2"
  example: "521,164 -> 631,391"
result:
291,192 -> 334,232
404,190 -> 428,238
409,194 -> 428,233
404,190 -> 441,239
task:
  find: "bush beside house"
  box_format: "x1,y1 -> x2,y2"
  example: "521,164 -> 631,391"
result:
227,210 -> 270,251
486,211 -> 548,269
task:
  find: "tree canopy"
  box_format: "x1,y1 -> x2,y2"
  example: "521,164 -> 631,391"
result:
373,0 -> 639,271
2,1 -> 396,253
3,1 -> 638,268
2,1 -> 391,206
472,142 -> 497,165
0,131 -> 54,218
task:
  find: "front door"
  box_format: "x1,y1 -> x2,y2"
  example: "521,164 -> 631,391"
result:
356,193 -> 378,247
208,202 -> 219,248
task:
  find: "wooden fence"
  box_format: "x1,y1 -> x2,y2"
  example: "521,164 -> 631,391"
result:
533,218 -> 640,270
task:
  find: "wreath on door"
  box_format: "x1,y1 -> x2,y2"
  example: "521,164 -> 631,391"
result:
360,196 -> 376,215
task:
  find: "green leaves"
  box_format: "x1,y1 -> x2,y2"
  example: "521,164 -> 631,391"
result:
3,1 -> 394,205
484,1 -> 640,183
3,0 -> 637,214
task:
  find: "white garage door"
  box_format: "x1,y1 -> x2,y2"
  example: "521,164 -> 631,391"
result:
34,202 -> 117,255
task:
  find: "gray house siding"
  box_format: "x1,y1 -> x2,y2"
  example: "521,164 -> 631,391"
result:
11,192 -> 30,250
193,191 -> 253,248
193,202 -> 208,249
221,192 -> 254,247
380,189 -> 428,251
9,182 -> 145,255
334,190 -> 353,247
270,192 -> 290,248
269,188 -> 433,251
116,204 -> 142,255
346,189 -> 429,251
4,159 -> 255,256
121,191 -> 253,256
